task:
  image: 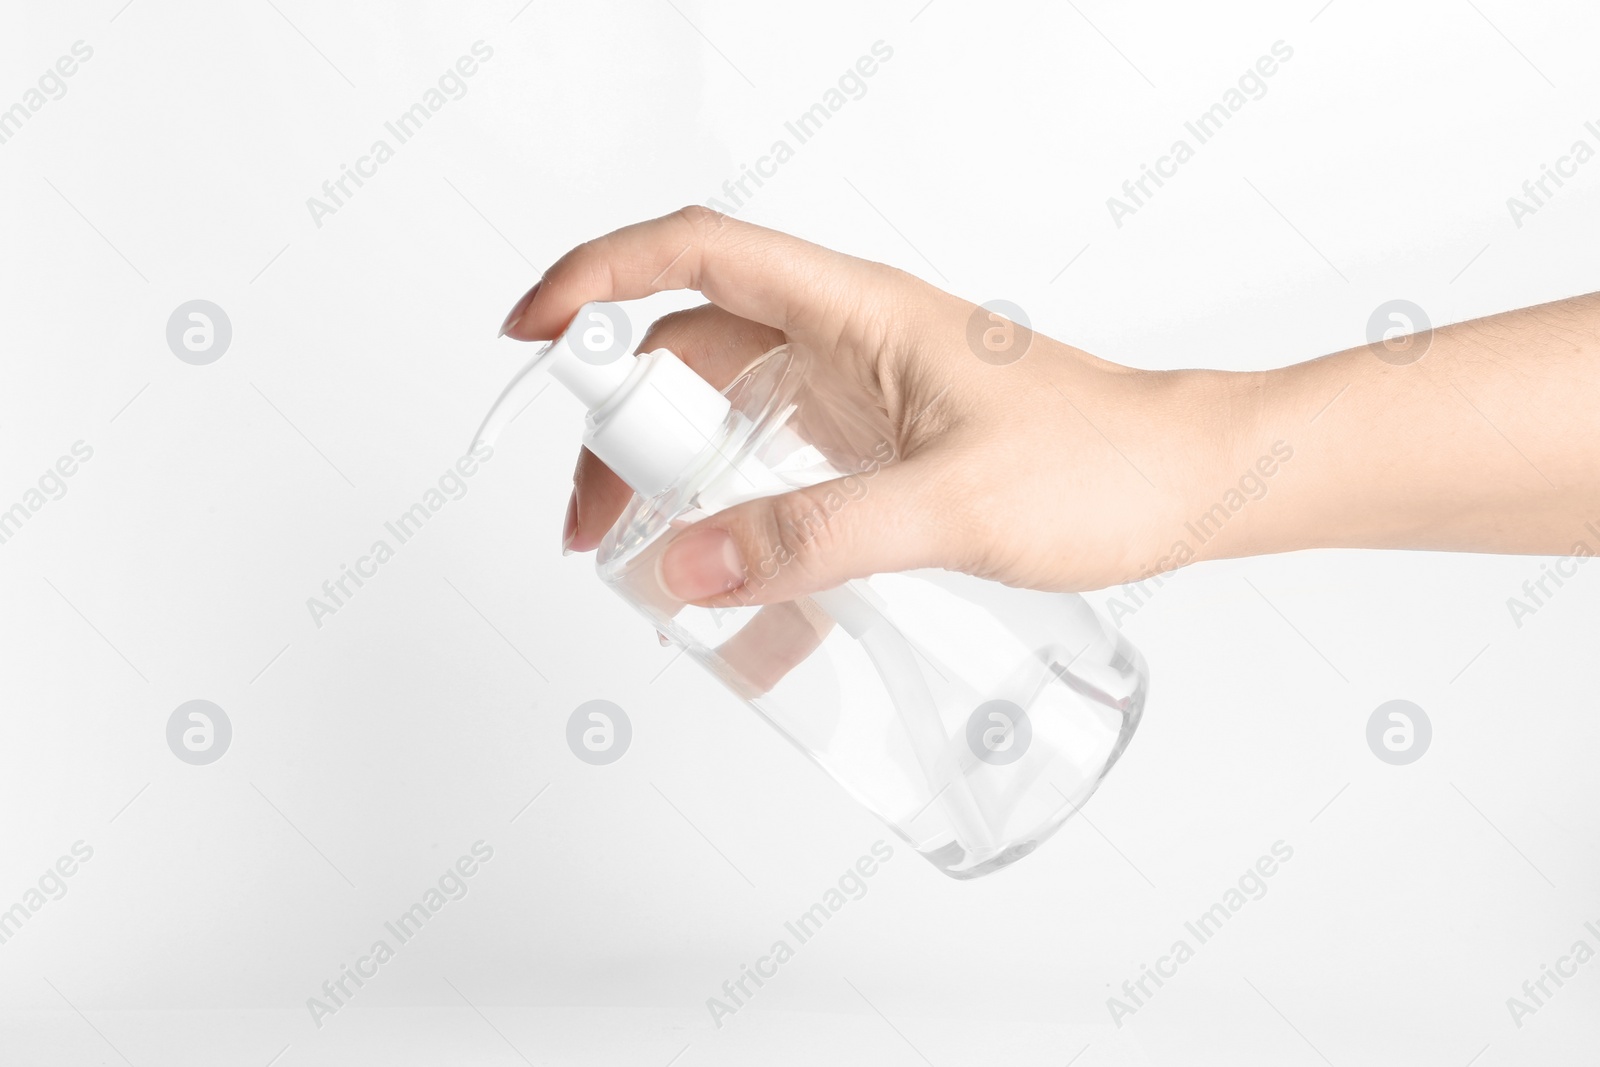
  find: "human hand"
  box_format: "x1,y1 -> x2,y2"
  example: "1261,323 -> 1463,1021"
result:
498,207 -> 1235,607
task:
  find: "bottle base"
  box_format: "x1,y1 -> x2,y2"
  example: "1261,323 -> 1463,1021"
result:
920,838 -> 1043,880
916,662 -> 1147,881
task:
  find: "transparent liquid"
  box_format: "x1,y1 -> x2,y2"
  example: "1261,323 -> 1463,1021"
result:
595,348 -> 1147,878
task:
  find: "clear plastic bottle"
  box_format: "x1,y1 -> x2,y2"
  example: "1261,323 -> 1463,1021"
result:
478,302 -> 1148,878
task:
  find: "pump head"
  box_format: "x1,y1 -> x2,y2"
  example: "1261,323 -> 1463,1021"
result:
474,301 -> 732,498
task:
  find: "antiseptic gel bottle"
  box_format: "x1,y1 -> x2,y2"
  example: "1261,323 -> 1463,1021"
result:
477,302 -> 1149,878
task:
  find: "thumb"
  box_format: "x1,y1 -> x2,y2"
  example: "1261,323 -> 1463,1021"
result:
656,459 -> 953,608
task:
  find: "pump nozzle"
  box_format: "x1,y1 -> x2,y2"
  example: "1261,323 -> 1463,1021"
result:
474,302 -> 732,498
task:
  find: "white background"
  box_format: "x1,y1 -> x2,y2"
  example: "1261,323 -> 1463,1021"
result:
1,0 -> 1598,1064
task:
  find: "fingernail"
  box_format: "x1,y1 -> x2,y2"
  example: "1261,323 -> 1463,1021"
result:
659,526 -> 745,601
561,490 -> 578,555
499,280 -> 542,338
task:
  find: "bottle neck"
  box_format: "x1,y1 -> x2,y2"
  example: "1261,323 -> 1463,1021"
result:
582,348 -> 732,499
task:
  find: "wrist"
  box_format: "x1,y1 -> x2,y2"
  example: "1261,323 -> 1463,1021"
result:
1161,367 -> 1285,569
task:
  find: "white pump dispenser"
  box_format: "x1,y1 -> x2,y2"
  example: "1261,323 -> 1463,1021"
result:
474,303 -> 731,498
475,299 -> 1149,879
477,302 -> 1009,852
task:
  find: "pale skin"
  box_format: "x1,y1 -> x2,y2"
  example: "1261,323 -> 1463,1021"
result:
499,207 -> 1600,608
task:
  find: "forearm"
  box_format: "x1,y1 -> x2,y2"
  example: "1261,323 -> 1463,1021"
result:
1192,293 -> 1600,563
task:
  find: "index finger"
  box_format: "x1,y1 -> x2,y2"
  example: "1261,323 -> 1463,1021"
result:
501,206 -> 875,342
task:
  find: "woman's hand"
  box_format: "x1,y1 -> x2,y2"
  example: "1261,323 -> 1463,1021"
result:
502,208 -> 1600,608
499,207 -> 1230,607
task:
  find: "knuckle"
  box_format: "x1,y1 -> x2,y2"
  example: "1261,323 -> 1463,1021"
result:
745,489 -> 844,587
940,462 -> 1016,577
675,203 -> 724,235
639,306 -> 710,352
677,204 -> 744,255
